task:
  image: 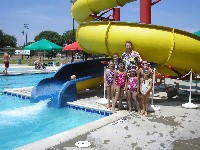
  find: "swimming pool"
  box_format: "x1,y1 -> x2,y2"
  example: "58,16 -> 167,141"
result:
6,67 -> 34,72
0,73 -> 53,92
0,73 -> 106,150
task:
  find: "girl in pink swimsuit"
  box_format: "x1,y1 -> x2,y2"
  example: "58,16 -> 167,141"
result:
112,61 -> 126,113
125,68 -> 138,112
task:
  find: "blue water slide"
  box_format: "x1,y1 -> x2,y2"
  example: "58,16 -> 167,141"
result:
30,58 -> 109,108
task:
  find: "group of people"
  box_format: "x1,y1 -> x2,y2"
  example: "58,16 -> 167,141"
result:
2,52 -> 46,74
105,41 -> 153,116
34,57 -> 46,70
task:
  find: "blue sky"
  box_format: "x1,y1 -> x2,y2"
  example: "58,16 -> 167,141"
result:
0,0 -> 199,46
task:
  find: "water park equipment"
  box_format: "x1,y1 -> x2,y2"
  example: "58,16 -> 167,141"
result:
181,69 -> 198,109
96,67 -> 108,105
70,0 -> 199,110
31,0 -> 199,109
31,58 -> 108,108
148,68 -> 160,111
71,0 -> 200,76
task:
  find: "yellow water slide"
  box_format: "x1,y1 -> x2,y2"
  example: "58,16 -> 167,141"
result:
71,0 -> 200,75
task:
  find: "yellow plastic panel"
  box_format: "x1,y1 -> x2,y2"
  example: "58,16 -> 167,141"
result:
72,0 -> 200,75
77,22 -> 109,54
76,77 -> 103,91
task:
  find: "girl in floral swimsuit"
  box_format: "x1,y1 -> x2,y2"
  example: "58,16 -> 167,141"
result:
105,60 -> 115,108
112,61 -> 126,113
125,68 -> 139,112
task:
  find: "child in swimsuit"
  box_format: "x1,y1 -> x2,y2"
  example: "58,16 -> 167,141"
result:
140,69 -> 152,116
105,60 -> 115,108
112,53 -> 119,69
112,61 -> 126,113
125,68 -> 138,112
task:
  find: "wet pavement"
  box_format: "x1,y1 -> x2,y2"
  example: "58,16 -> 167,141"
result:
45,100 -> 200,150
0,64 -> 60,75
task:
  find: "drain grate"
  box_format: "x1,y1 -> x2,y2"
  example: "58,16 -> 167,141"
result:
75,141 -> 91,148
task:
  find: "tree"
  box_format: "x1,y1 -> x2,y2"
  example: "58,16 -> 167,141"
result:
32,30 -> 77,58
34,31 -> 61,45
61,29 -> 76,45
0,30 -> 17,48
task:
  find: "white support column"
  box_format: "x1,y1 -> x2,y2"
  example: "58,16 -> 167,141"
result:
97,66 -> 107,105
148,68 -> 160,112
182,69 -> 198,109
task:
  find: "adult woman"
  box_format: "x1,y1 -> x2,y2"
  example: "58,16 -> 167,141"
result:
121,41 -> 142,73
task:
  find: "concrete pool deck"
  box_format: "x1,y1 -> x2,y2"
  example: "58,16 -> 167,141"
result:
14,84 -> 200,150
0,64 -> 61,75
1,64 -> 200,150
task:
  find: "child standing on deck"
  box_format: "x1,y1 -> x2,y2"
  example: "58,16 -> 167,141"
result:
125,67 -> 138,112
112,61 -> 126,113
105,60 -> 115,109
140,69 -> 152,116
112,53 -> 120,69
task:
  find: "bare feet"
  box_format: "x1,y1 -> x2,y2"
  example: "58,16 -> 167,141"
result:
137,110 -> 141,114
140,110 -> 145,115
106,104 -> 111,109
144,111 -> 148,116
117,105 -> 121,111
112,108 -> 116,113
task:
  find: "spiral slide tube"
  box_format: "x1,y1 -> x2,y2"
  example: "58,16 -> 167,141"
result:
72,0 -> 200,75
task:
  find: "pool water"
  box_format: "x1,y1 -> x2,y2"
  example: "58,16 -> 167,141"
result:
0,73 -> 105,150
0,73 -> 53,92
7,67 -> 35,72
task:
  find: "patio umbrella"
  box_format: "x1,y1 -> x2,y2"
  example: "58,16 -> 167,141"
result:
194,30 -> 200,36
63,42 -> 82,62
63,42 -> 82,51
23,39 -> 62,63
23,39 -> 62,50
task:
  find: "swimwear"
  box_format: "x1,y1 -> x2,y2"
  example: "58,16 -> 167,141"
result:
115,71 -> 126,87
106,70 -> 115,86
114,62 -> 118,69
4,60 -> 9,68
127,77 -> 137,91
141,78 -> 152,94
121,50 -> 142,72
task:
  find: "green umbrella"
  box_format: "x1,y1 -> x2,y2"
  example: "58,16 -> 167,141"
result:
23,39 -> 62,50
23,39 -> 62,63
194,30 -> 200,36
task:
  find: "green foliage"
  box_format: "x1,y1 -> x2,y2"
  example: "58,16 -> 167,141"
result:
33,30 -> 77,58
0,30 -> 17,48
61,29 -> 76,44
34,29 -> 76,46
34,31 -> 61,45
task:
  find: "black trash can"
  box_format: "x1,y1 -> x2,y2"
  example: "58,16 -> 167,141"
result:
18,59 -> 21,64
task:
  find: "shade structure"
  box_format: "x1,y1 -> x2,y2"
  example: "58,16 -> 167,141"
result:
194,30 -> 200,36
23,39 -> 62,51
63,42 -> 82,51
